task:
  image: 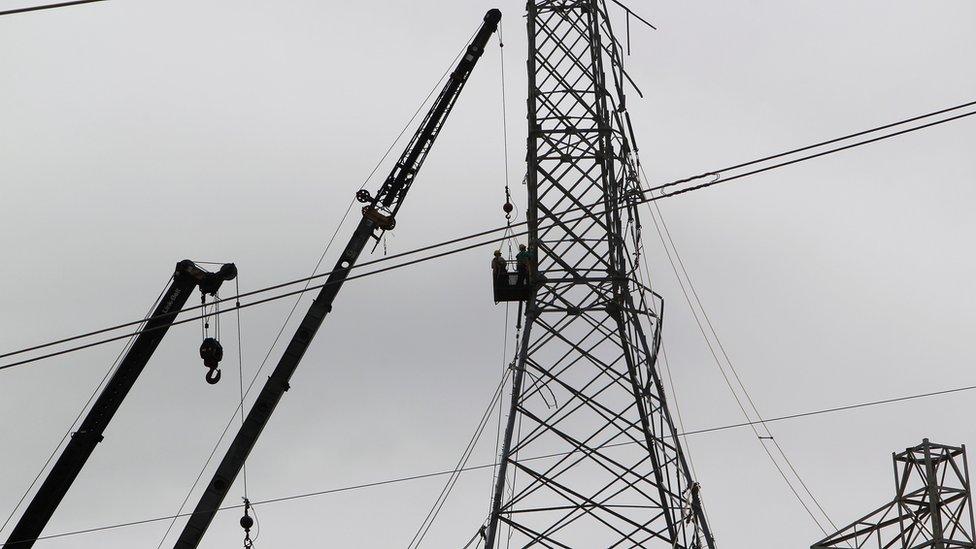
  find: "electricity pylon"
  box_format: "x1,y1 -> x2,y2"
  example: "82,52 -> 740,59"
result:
484,1 -> 714,547
812,439 -> 976,549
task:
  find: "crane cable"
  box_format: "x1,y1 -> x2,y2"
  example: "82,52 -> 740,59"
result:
234,276 -> 257,548
2,102 -> 975,373
489,18 -> 516,523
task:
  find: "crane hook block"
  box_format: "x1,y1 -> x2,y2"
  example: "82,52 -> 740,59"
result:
205,367 -> 222,385
200,337 -> 224,385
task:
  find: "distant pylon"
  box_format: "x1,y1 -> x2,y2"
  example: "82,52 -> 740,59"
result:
483,1 -> 713,547
812,439 -> 976,548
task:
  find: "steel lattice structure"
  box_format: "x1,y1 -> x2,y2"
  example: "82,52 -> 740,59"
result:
484,1 -> 714,547
813,440 -> 976,549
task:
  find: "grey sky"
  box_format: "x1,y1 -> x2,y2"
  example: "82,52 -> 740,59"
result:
1,0 -> 974,547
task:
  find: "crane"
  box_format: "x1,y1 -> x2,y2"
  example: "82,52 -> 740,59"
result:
172,9 -> 501,548
4,260 -> 237,549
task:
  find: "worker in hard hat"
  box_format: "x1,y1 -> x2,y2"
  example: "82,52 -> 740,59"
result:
491,250 -> 508,282
515,244 -> 533,286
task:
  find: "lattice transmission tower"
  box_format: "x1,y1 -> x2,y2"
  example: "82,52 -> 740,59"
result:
484,1 -> 714,547
813,439 -> 976,549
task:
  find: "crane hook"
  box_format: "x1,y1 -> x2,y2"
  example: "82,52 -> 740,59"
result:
200,337 -> 224,385
205,366 -> 222,385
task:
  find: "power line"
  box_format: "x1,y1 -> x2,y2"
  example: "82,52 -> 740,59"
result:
647,108 -> 976,201
1,103 -> 974,372
650,99 -> 976,194
8,380 -> 975,547
0,0 -> 106,17
644,196 -> 837,533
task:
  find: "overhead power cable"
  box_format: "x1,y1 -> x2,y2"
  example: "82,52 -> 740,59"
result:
644,197 -> 836,534
8,379 -> 976,547
653,99 -> 976,194
0,0 -> 106,17
1,101 -> 974,372
406,369 -> 510,549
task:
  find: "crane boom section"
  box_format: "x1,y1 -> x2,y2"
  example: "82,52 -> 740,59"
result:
373,9 -> 502,216
172,10 -> 500,549
5,260 -> 235,549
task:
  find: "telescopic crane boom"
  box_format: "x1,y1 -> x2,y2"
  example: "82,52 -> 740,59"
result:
4,260 -> 237,549
172,9 -> 501,548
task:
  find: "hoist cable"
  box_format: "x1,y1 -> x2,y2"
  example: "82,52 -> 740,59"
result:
235,278 -> 248,498
489,22 -> 514,520
498,20 -> 513,223
2,104 -> 974,372
9,378 -> 975,547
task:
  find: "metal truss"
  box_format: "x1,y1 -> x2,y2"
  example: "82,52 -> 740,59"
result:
813,439 -> 976,549
484,1 -> 713,547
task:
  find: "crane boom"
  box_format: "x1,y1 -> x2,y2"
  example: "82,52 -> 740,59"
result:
4,260 -> 236,549
172,10 -> 501,548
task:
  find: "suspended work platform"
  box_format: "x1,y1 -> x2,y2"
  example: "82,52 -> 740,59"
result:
492,259 -> 533,303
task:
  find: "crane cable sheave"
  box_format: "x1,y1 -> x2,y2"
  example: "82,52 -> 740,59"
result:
358,8 -> 502,237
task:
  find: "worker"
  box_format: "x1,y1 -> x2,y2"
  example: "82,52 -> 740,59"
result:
491,250 -> 508,281
515,244 -> 533,285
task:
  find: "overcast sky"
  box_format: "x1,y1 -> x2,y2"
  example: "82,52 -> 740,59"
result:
1,0 -> 975,547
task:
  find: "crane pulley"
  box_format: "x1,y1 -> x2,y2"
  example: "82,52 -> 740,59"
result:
196,262 -> 237,385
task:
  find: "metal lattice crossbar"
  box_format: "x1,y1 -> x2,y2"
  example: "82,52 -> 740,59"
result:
812,440 -> 976,549
484,1 -> 713,547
